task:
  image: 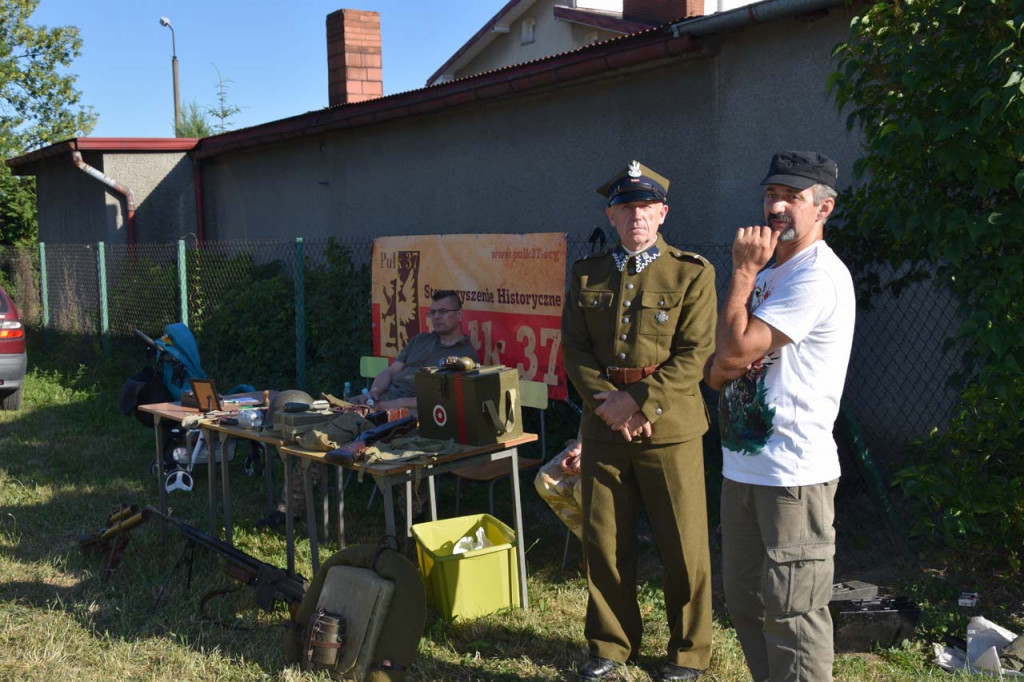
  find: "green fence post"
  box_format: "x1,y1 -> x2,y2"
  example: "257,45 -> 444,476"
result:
38,242 -> 49,349
295,237 -> 306,391
178,239 -> 188,326
97,241 -> 109,358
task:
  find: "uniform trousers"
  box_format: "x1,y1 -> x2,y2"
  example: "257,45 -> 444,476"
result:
580,436 -> 712,668
721,478 -> 838,682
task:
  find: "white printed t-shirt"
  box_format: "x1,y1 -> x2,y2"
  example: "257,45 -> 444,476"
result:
719,240 -> 855,487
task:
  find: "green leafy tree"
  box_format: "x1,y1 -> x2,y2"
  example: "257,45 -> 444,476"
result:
830,0 -> 1024,568
174,99 -> 213,138
0,0 -> 96,244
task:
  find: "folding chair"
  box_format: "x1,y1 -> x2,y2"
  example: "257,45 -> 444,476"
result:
452,379 -> 549,515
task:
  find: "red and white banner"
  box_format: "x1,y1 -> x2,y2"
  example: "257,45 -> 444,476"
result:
371,233 -> 568,399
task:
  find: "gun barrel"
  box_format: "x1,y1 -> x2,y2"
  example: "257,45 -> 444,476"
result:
143,506 -> 306,610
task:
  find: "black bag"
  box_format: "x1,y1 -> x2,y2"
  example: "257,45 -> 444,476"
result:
119,366 -> 171,428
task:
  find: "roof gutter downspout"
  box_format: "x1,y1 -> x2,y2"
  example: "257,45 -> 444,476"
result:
71,150 -> 137,246
193,159 -> 205,244
669,0 -> 844,37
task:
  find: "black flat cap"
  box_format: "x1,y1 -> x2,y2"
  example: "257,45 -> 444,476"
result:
761,151 -> 838,190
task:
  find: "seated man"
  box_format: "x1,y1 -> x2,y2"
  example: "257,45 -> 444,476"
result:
353,289 -> 479,413
260,290 -> 480,528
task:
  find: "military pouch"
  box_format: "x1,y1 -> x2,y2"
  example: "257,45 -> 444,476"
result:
303,608 -> 346,669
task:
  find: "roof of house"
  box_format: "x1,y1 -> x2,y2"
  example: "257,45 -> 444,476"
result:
6,137 -> 198,172
425,1 -> 657,86
6,0 -> 846,169
551,5 -> 658,34
188,19 -> 692,160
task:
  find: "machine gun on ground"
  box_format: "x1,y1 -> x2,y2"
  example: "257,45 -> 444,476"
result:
78,503 -> 149,580
144,505 -> 307,613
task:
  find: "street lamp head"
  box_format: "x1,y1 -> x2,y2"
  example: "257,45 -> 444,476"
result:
159,16 -> 172,28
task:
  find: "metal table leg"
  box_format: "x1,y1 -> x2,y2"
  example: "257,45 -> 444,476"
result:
154,416 -> 167,546
426,471 -> 438,521
284,454 -> 295,575
335,465 -> 345,547
507,446 -> 529,610
381,474 -> 397,550
202,428 -> 216,536
264,443 -> 276,514
303,461 -> 320,574
218,431 -> 233,546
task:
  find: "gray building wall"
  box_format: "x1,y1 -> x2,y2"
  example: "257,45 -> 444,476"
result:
35,155 -> 108,244
202,7 -> 859,245
33,150 -> 195,245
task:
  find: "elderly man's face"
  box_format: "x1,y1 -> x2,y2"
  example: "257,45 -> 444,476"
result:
605,200 -> 668,252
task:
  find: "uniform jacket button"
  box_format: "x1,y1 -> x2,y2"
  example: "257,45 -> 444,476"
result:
623,300 -> 631,308
619,334 -> 627,341
655,408 -> 663,415
622,316 -> 629,324
625,283 -> 634,290
617,353 -> 626,360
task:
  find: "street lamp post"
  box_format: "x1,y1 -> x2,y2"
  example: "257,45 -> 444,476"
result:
159,16 -> 181,133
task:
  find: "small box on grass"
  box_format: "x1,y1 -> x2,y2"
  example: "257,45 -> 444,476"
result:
829,597 -> 921,653
411,514 -> 519,619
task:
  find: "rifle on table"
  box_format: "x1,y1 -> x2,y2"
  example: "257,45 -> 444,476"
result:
324,415 -> 418,464
78,503 -> 149,581
143,506 -> 307,613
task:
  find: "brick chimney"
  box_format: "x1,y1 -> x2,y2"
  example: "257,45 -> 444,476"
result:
622,0 -> 703,23
326,9 -> 382,106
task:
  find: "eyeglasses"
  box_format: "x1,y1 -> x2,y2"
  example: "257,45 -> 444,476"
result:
428,308 -> 460,316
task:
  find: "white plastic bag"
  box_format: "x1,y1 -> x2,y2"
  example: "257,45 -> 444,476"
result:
452,526 -> 493,554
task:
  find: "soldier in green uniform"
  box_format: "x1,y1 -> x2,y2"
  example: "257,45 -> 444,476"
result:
561,161 -> 717,681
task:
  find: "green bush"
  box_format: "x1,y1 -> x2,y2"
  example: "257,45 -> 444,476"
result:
892,376 -> 1024,572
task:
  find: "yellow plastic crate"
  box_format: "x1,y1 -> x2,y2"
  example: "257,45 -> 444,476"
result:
411,513 -> 519,619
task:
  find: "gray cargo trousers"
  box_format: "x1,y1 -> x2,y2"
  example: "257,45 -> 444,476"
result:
721,478 -> 838,682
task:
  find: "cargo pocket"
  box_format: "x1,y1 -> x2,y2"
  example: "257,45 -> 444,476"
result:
764,541 -> 835,616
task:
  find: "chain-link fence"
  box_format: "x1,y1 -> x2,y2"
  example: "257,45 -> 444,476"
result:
0,232 -> 962,469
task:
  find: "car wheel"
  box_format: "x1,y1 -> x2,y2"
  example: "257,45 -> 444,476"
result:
0,387 -> 21,411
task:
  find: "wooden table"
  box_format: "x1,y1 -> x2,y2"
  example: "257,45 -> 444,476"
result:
137,400 -> 282,548
280,433 -> 537,609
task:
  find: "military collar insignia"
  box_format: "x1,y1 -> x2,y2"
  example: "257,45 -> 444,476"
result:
627,160 -> 642,178
633,245 -> 660,274
613,244 -> 660,275
612,246 -> 630,272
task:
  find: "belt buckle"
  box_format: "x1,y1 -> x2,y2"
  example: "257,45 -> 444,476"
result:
606,365 -> 620,379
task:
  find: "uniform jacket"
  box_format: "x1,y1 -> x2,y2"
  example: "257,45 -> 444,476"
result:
561,235 -> 717,444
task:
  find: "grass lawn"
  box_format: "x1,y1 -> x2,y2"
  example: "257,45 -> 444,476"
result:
0,356 -> 1018,681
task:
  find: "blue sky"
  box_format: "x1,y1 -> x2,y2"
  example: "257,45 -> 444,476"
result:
30,0 -> 508,138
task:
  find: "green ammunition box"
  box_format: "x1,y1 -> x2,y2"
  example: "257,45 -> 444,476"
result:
415,365 -> 523,446
273,409 -> 334,441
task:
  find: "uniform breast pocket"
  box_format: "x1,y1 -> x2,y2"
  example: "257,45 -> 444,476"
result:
638,290 -> 682,335
577,290 -> 614,310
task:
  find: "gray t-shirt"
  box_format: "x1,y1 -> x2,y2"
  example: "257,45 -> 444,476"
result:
382,332 -> 480,400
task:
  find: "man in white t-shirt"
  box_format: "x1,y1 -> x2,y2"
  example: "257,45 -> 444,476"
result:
704,151 -> 855,682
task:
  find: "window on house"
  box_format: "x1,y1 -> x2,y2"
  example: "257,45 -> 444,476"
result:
521,17 -> 536,44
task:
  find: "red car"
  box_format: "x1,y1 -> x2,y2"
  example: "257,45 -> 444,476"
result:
0,284 -> 26,410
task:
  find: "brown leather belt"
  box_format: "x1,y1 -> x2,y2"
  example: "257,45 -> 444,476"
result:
606,365 -> 660,385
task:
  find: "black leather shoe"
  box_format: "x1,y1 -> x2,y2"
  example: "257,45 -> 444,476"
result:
654,662 -> 702,681
580,655 -> 618,680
